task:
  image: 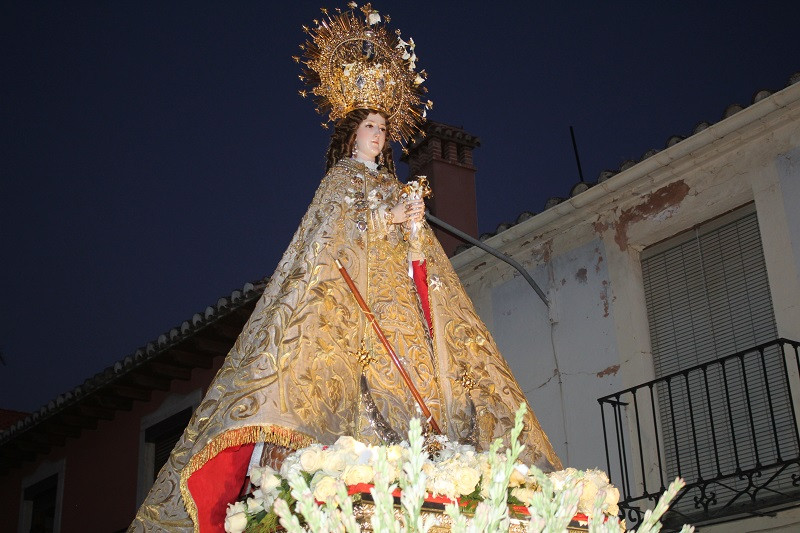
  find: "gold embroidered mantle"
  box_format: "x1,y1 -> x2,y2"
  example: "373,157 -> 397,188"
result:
130,159 -> 561,531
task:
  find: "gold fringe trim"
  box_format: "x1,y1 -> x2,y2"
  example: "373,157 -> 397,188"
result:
179,424 -> 315,532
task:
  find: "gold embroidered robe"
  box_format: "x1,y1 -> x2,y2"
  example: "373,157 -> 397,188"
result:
130,158 -> 561,531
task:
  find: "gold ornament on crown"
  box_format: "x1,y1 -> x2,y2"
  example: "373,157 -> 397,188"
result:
294,2 -> 433,142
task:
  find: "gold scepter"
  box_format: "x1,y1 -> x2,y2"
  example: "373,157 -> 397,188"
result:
334,258 -> 442,435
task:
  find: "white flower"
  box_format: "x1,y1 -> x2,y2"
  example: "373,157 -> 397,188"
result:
249,465 -> 277,488
584,468 -> 610,486
428,473 -> 456,499
333,435 -> 364,454
453,466 -> 481,495
223,502 -> 248,533
367,11 -> 381,25
604,486 -> 620,512
246,495 -> 264,514
509,465 -> 527,487
312,473 -> 340,501
228,501 -> 246,514
262,472 -> 281,492
511,486 -> 537,505
279,452 -> 302,479
321,449 -> 348,474
386,444 -> 405,463
342,464 -> 375,485
548,467 -> 578,491
299,446 -> 324,473
577,478 -> 599,513
414,74 -> 425,85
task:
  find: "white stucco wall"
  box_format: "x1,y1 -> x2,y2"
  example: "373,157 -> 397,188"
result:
453,81 -> 800,521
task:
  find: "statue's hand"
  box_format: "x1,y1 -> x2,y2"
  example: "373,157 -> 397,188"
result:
390,197 -> 424,224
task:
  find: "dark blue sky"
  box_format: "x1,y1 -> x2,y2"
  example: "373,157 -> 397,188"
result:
2,1 -> 799,412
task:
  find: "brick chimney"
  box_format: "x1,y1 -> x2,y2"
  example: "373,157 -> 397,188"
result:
401,121 -> 480,256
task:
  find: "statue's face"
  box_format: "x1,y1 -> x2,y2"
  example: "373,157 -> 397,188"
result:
353,112 -> 387,161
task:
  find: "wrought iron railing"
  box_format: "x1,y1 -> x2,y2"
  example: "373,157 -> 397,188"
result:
598,338 -> 800,530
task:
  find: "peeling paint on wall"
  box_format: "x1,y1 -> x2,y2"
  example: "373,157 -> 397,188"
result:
614,180 -> 691,250
593,219 -> 611,235
600,280 -> 610,317
537,240 -> 553,263
575,268 -> 588,283
596,364 -> 620,378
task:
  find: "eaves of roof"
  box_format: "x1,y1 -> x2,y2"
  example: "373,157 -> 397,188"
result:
453,71 -> 800,255
0,279 -> 267,474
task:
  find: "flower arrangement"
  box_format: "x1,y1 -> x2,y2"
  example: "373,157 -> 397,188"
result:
225,405 -> 693,532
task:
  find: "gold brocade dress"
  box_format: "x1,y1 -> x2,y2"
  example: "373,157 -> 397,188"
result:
130,158 -> 561,531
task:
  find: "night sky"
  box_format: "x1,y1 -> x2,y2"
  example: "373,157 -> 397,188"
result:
2,1 -> 799,413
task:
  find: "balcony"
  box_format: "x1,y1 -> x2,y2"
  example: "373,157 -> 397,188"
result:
598,338 -> 800,530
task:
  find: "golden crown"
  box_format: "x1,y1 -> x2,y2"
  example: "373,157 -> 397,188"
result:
295,2 -> 432,142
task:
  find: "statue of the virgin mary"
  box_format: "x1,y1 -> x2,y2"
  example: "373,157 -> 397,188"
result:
130,4 -> 561,531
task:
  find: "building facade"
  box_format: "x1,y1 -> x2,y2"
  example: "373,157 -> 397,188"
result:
452,77 -> 800,530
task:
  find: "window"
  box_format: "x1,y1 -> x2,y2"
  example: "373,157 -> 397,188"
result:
137,390 -> 200,506
22,474 -> 57,533
144,407 -> 192,479
19,461 -> 63,533
641,205 -> 798,517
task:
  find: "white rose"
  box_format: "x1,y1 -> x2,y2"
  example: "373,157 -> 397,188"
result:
279,453 -> 303,481
342,464 -> 374,485
477,456 -> 492,481
453,466 -> 481,496
227,501 -> 247,515
299,447 -> 324,473
321,450 -> 348,474
249,465 -> 277,488
548,468 -> 577,491
263,491 -> 277,510
312,475 -> 339,501
585,469 -> 610,486
604,486 -> 620,509
509,466 -> 526,487
334,435 -> 363,454
386,444 -> 404,463
577,479 -> 599,513
224,511 -> 247,533
260,472 -> 282,492
428,474 -> 456,499
246,495 -> 264,514
511,487 -> 537,505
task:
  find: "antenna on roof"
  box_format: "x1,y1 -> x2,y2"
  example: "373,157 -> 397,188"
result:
569,126 -> 585,183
